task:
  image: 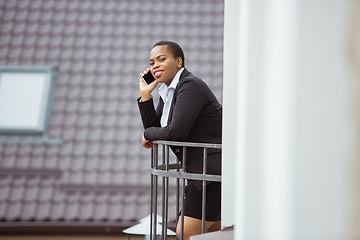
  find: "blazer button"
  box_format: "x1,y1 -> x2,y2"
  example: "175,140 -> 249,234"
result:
175,149 -> 180,153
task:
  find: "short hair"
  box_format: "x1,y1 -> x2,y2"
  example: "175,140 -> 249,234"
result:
152,41 -> 185,68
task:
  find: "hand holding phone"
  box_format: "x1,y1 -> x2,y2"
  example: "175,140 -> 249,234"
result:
139,68 -> 158,102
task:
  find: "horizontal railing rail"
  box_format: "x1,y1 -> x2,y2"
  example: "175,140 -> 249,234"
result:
150,140 -> 222,240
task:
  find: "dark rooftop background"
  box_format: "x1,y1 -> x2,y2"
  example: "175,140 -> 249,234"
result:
0,0 -> 224,231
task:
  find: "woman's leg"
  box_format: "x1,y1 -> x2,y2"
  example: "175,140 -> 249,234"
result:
206,219 -> 221,233
176,216 -> 221,240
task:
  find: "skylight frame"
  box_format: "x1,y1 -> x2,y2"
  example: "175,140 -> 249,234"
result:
0,65 -> 57,135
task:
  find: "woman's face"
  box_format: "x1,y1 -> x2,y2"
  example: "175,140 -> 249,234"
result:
150,45 -> 182,86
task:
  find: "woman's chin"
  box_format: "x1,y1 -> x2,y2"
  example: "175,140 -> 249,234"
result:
157,78 -> 170,86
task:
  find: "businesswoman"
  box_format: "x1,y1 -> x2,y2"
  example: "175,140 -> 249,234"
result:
137,41 -> 222,240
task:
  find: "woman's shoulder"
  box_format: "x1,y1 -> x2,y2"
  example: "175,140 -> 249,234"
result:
178,69 -> 204,87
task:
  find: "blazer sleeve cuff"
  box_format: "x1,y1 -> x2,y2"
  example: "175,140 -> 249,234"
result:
137,96 -> 153,107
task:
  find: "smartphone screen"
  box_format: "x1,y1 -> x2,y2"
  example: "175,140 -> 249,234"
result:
142,71 -> 156,85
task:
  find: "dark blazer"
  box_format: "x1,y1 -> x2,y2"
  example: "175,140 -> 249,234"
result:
137,68 -> 222,189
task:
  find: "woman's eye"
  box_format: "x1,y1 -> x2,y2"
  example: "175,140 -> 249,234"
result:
150,62 -> 154,66
160,58 -> 165,62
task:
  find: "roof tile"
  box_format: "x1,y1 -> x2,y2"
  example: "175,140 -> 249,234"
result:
82,171 -> 97,185
9,185 -> 24,202
79,202 -> 94,220
93,203 -> 108,221
0,186 -> 10,202
35,201 -> 51,221
107,203 -> 121,221
97,172 -> 111,185
70,157 -> 85,171
49,202 -> 65,220
38,187 -> 54,203
110,167 -> 125,181
25,175 -> 40,186
64,202 -> 80,220
68,171 -> 83,184
24,186 -> 39,202
1,156 -> 16,168
22,201 -> 37,220
29,156 -> 44,168
52,189 -> 66,203
6,201 -> 22,220
43,158 -> 58,169
0,203 -> 7,219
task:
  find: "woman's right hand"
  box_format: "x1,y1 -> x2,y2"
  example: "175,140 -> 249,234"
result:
139,68 -> 158,102
142,134 -> 154,149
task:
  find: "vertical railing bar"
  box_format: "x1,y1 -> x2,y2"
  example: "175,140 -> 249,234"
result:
202,147 -> 207,234
166,145 -> 169,171
164,178 -> 168,240
154,174 -> 158,240
162,145 -> 166,240
182,146 -> 187,175
163,145 -> 169,240
176,157 -> 180,231
153,144 -> 158,240
180,146 -> 187,240
150,147 -> 154,240
181,177 -> 185,240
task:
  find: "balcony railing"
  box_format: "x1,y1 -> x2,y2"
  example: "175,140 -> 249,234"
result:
150,140 -> 222,240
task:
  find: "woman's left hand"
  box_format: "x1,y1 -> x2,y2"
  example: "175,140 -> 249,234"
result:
142,134 -> 154,149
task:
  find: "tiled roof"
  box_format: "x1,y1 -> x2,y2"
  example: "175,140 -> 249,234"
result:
0,0 -> 224,226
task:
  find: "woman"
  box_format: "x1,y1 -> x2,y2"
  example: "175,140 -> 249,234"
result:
137,41 -> 222,240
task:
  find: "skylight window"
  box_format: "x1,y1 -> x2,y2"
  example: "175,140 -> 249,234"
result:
0,65 -> 61,145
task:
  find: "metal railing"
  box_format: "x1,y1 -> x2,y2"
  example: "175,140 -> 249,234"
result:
150,140 -> 222,240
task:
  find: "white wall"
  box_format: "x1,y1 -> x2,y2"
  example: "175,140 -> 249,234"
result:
292,1 -> 352,239
222,0 -> 242,229
222,0 -> 353,239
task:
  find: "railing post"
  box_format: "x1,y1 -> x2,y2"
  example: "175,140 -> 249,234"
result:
163,145 -> 169,240
153,144 -> 159,240
150,147 -> 154,240
162,145 -> 166,240
180,146 -> 187,240
202,147 -> 207,234
176,157 -> 180,229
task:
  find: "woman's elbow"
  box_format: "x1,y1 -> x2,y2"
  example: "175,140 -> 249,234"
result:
166,129 -> 188,142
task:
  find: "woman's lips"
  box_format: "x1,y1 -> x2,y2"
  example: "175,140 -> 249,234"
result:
154,71 -> 163,77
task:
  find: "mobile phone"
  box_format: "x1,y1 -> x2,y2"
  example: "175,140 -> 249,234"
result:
142,71 -> 156,85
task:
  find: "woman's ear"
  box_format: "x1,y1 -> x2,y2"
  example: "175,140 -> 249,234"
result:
177,57 -> 183,68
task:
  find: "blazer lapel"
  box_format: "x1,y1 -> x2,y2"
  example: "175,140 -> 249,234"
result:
167,68 -> 191,126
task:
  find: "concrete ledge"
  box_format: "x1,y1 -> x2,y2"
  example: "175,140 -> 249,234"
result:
190,226 -> 233,240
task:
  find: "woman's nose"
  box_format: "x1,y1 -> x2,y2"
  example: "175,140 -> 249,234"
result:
152,61 -> 159,69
